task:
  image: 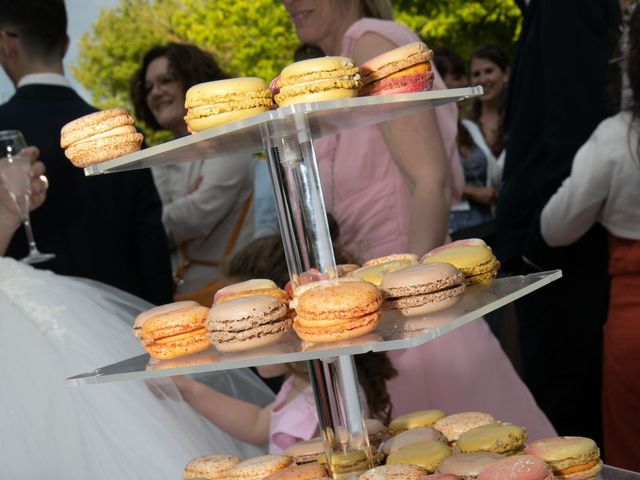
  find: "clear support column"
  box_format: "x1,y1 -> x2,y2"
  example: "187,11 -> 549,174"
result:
261,113 -> 373,478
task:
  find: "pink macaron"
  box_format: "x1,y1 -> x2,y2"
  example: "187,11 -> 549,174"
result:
476,455 -> 554,480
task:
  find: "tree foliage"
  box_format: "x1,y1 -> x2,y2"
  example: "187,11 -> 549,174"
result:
73,0 -> 521,139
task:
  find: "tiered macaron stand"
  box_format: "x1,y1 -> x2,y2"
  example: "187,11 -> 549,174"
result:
69,87 -> 600,478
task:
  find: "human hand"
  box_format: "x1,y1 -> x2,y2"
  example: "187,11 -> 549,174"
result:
466,185 -> 498,207
187,175 -> 203,194
0,146 -> 47,231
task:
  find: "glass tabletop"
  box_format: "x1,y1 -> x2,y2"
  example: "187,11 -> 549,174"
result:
68,270 -> 560,385
83,87 -> 482,176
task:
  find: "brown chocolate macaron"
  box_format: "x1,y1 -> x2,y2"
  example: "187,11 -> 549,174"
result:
380,262 -> 465,316
206,295 -> 292,352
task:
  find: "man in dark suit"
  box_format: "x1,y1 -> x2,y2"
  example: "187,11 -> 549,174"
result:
496,0 -> 621,445
0,0 -> 173,305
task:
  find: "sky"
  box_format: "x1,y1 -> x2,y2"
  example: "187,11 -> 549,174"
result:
0,0 -> 119,103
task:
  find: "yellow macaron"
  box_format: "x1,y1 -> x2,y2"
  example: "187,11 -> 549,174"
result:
455,423 -> 528,455
388,409 -> 447,436
274,56 -> 361,107
184,77 -> 273,132
421,239 -> 499,285
386,440 -> 452,472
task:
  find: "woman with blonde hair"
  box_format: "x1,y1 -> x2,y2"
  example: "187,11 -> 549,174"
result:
281,0 -> 556,440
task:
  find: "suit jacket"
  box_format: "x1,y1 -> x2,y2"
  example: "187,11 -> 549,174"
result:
0,84 -> 173,305
496,0 -> 621,272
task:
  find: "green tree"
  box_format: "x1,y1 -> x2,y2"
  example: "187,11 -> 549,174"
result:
73,0 -> 521,140
394,0 -> 521,59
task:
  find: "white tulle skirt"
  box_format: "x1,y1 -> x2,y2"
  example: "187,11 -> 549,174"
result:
0,258 -> 273,479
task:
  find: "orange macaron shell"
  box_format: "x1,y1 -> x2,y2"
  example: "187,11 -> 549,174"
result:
139,304 -> 211,360
293,279 -> 382,342
206,295 -> 292,352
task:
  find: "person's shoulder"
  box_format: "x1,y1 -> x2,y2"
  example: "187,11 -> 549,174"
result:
591,112 -> 631,143
345,18 -> 418,48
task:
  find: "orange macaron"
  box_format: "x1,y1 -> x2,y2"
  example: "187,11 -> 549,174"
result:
138,302 -> 211,360
183,454 -> 240,479
292,278 -> 382,343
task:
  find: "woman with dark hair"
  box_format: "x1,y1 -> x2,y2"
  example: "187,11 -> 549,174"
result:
540,6 -> 640,469
450,44 -> 510,234
129,43 -> 261,299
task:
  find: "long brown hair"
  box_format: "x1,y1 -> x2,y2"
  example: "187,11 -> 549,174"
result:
469,44 -> 510,156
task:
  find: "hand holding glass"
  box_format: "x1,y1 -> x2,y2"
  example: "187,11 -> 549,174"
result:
0,130 -> 55,264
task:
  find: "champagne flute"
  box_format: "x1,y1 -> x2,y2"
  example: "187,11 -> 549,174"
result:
0,130 -> 55,264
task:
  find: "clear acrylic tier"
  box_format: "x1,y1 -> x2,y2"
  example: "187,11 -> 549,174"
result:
82,87 -> 482,176
68,270 -> 560,385
68,85 -> 573,479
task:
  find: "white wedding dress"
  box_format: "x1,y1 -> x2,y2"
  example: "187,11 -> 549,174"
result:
0,258 -> 273,479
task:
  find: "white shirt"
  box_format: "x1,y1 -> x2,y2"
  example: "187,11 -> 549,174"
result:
541,111 -> 640,245
17,73 -> 70,88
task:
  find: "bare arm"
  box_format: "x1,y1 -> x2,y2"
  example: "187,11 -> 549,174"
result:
352,33 -> 450,254
172,375 -> 272,446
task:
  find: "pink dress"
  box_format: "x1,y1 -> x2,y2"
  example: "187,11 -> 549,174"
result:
268,376 -> 318,454
315,19 -> 556,441
315,18 -> 463,261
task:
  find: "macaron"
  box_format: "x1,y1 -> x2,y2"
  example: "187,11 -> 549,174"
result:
380,427 -> 447,455
455,423 -> 527,456
359,42 -> 434,96
420,240 -> 499,286
524,436 -> 603,480
184,77 -> 273,132
434,412 -> 496,443
283,437 -> 325,464
476,455 -> 555,480
386,440 -> 452,472
205,294 -> 292,352
133,300 -> 199,337
437,452 -> 505,479
379,263 -> 466,316
293,279 -> 382,343
213,278 -> 290,305
317,449 -> 373,480
60,107 -> 143,167
388,409 -> 447,436
349,255 -> 417,286
138,302 -> 211,360
365,418 -> 387,447
263,463 -> 329,480
183,454 -> 240,479
359,464 -> 429,480
274,56 -> 361,107
228,455 -> 293,480
363,253 -> 419,267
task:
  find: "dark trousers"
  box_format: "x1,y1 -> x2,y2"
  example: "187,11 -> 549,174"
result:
514,255 -> 609,447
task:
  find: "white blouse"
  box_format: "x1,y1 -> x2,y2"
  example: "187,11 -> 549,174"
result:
541,111 -> 640,246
